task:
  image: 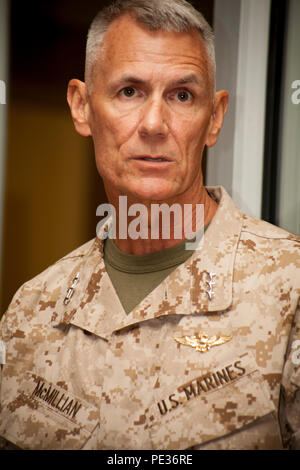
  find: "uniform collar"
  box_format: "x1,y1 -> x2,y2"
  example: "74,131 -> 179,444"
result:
52,187 -> 243,339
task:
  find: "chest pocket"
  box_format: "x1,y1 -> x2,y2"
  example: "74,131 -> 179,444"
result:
148,352 -> 281,450
0,371 -> 99,450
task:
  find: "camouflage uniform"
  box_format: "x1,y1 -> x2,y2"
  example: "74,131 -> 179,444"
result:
0,186 -> 299,450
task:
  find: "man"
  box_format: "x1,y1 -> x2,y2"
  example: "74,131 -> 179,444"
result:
0,0 -> 299,450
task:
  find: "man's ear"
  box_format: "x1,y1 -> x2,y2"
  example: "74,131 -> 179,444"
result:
205,90 -> 229,148
67,79 -> 91,137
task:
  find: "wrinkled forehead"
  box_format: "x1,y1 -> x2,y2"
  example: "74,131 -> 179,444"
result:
97,14 -> 212,87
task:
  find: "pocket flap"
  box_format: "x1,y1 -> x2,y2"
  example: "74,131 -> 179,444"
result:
0,371 -> 99,450
149,352 -> 277,449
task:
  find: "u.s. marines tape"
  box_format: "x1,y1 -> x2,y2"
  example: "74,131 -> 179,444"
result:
149,352 -> 278,450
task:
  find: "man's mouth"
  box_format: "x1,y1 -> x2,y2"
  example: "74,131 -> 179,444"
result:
141,157 -> 166,162
134,155 -> 170,162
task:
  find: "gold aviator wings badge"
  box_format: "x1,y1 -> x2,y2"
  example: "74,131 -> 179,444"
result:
174,333 -> 232,353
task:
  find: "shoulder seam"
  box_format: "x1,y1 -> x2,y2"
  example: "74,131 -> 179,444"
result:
240,214 -> 299,241
58,253 -> 87,262
241,229 -> 292,241
53,239 -> 97,264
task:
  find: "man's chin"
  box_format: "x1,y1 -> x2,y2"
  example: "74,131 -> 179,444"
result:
127,183 -> 179,204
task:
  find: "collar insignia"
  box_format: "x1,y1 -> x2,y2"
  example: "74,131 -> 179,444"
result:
205,272 -> 216,300
63,272 -> 80,306
174,333 -> 232,353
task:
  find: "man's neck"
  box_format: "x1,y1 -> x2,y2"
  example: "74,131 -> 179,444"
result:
106,186 -> 217,255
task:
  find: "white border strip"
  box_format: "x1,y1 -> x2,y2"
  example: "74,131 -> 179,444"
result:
0,0 -> 9,297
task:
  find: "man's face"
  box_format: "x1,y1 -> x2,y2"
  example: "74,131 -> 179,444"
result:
85,15 -> 220,204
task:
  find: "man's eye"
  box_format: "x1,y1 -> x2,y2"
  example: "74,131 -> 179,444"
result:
120,87 -> 136,98
175,90 -> 193,102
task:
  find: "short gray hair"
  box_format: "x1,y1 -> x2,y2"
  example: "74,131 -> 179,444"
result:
85,0 -> 216,93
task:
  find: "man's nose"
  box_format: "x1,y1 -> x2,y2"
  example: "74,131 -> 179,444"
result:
138,97 -> 169,139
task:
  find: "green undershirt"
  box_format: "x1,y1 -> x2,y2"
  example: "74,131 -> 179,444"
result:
104,229 -> 207,315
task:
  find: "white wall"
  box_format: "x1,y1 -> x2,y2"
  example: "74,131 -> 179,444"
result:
207,0 -> 271,218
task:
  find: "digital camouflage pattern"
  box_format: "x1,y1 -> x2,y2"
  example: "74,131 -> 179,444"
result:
0,187 -> 299,450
